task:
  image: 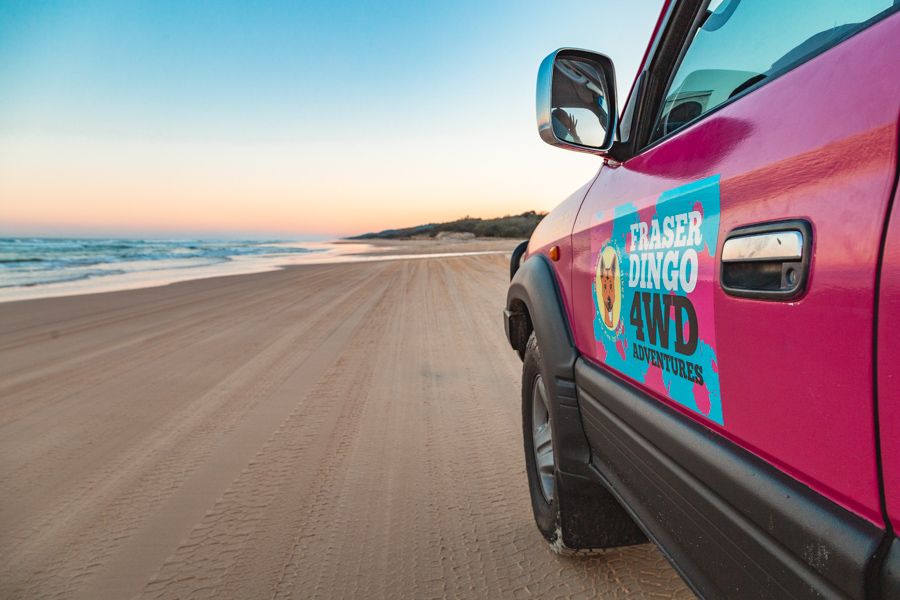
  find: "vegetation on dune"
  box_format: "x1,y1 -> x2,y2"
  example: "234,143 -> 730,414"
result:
348,211 -> 546,240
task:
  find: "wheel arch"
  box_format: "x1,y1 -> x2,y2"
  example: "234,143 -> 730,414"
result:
505,254 -> 592,476
505,254 -> 577,376
509,253 -> 647,549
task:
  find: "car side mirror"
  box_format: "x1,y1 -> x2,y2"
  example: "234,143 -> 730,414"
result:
536,48 -> 618,155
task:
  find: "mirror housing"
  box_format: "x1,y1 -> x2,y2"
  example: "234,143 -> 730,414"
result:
536,48 -> 618,156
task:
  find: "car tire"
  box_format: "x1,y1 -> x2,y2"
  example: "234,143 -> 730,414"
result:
522,332 -> 646,554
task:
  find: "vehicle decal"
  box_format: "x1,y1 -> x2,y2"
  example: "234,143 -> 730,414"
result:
591,175 -> 723,424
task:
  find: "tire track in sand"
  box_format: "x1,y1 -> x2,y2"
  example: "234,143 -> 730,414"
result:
70,271 -> 392,600
139,263 -> 405,600
0,264 -> 388,599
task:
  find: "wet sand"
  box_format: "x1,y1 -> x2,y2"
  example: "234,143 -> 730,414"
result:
0,241 -> 693,599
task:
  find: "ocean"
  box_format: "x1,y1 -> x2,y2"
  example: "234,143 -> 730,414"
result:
0,237 -> 325,298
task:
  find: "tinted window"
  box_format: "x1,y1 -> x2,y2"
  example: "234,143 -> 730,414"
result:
651,0 -> 896,141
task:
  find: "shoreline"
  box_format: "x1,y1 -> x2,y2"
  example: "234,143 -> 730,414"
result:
0,238 -> 521,304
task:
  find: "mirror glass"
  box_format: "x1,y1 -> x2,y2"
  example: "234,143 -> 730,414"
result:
551,57 -> 612,149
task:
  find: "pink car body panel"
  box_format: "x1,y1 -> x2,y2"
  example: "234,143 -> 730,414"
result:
531,10 -> 900,525
527,179 -> 593,329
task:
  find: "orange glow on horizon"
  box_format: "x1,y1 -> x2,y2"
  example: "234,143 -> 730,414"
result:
0,133 -> 599,237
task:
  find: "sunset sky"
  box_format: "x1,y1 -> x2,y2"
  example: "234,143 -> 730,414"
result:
0,1 -> 661,238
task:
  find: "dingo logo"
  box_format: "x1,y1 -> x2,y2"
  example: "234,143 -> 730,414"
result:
595,245 -> 621,331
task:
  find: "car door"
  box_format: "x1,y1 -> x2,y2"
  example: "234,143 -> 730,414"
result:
570,0 -> 900,596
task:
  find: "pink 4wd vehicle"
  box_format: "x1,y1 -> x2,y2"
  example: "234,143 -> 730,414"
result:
504,1 -> 900,598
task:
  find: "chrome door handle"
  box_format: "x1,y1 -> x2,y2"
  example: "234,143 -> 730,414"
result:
722,231 -> 803,262
720,220 -> 811,300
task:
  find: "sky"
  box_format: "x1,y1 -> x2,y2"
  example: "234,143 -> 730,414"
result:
0,1 -> 662,239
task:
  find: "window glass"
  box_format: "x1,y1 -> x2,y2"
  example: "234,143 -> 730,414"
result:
651,0 -> 896,141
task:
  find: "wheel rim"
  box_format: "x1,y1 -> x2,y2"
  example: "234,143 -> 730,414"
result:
531,374 -> 554,503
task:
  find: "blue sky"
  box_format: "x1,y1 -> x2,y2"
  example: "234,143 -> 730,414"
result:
0,1 -> 662,237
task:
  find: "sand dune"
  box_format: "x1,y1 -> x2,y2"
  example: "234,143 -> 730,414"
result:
0,243 -> 692,599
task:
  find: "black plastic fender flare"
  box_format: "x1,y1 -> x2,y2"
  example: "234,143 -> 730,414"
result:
505,254 -> 576,375
505,254 -> 593,477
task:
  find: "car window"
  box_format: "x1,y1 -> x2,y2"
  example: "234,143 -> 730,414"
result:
650,0 -> 897,142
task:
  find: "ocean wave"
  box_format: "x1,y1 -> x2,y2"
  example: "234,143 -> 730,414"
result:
0,257 -> 46,264
0,238 -> 323,289
0,268 -> 129,289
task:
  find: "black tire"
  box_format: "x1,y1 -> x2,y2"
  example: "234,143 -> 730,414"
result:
522,332 -> 646,554
522,333 -> 558,542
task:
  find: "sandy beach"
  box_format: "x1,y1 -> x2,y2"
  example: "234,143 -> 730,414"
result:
0,241 -> 692,599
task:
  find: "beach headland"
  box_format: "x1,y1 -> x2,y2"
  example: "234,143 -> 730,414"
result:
0,239 -> 692,599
